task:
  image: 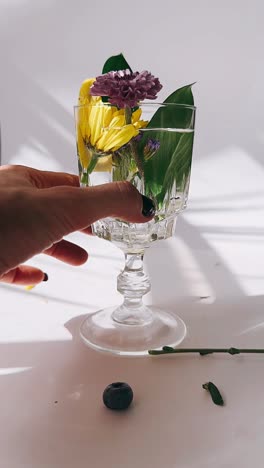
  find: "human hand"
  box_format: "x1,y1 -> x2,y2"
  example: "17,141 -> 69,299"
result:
0,165 -> 155,285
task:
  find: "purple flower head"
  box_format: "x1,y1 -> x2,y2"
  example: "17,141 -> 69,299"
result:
143,138 -> 160,160
133,133 -> 144,143
90,69 -> 163,108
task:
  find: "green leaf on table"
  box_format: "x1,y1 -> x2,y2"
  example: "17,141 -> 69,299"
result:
202,382 -> 224,406
102,53 -> 133,74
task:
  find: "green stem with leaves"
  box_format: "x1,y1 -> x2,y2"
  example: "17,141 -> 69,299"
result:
148,346 -> 264,356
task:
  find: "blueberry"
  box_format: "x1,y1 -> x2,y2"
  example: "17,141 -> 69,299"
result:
103,382 -> 133,410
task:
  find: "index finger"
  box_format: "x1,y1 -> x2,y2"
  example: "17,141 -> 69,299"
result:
27,167 -> 80,189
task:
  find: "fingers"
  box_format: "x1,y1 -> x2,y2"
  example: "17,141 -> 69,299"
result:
0,240 -> 88,285
44,239 -> 88,265
0,165 -> 80,189
0,265 -> 46,285
36,181 -> 155,237
0,181 -> 155,277
26,167 -> 80,189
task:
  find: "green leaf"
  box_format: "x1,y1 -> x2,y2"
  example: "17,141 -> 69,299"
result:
101,53 -> 133,103
87,154 -> 99,174
102,53 -> 133,74
142,130 -> 194,206
228,347 -> 240,355
162,346 -> 175,352
164,83 -> 195,106
143,131 -> 182,198
160,132 -> 194,199
202,382 -> 224,406
140,84 -> 195,204
145,84 -> 195,130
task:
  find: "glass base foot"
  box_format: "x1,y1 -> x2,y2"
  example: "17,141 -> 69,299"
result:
80,306 -> 186,356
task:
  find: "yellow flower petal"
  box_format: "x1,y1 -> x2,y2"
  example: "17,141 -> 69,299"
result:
78,78 -> 100,144
78,106 -> 90,141
104,125 -> 139,152
103,106 -> 116,128
134,119 -> 148,129
96,127 -> 117,151
95,113 -> 126,151
77,126 -> 92,169
132,109 -> 148,129
108,114 -> 126,128
132,108 -> 142,123
78,78 -> 95,105
112,108 -> 125,119
77,79 -> 149,165
89,105 -> 108,147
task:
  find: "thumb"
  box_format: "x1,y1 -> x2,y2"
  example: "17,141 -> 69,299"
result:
37,181 -> 155,236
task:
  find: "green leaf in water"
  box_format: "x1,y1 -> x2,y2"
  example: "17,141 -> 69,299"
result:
159,131 -> 194,201
141,84 -> 195,204
87,154 -> 99,174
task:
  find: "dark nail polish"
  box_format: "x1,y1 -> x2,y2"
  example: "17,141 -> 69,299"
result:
141,195 -> 155,217
42,273 -> 49,282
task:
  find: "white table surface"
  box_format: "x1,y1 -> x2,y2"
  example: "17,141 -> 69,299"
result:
1,148 -> 264,468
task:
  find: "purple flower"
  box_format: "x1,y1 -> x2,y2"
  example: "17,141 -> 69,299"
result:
90,69 -> 162,108
143,139 -> 160,160
133,133 -> 144,143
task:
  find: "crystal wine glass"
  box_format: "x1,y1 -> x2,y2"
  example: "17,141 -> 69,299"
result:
74,102 -> 196,356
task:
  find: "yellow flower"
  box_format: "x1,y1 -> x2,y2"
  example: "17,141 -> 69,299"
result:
76,78 -> 147,172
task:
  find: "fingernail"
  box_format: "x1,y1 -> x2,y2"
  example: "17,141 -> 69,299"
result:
141,195 -> 156,217
42,273 -> 49,282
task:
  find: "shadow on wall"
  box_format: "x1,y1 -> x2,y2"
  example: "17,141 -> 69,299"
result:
0,0 -> 264,172
0,61 -> 76,172
2,58 -> 264,173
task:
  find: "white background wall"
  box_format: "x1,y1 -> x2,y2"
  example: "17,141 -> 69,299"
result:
1,0 -> 263,176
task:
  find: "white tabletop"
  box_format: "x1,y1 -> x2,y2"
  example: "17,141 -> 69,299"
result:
1,147 -> 264,468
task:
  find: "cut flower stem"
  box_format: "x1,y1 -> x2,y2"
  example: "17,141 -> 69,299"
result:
148,346 -> 264,356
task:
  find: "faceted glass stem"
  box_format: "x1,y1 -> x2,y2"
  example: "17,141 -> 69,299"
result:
111,252 -> 153,325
